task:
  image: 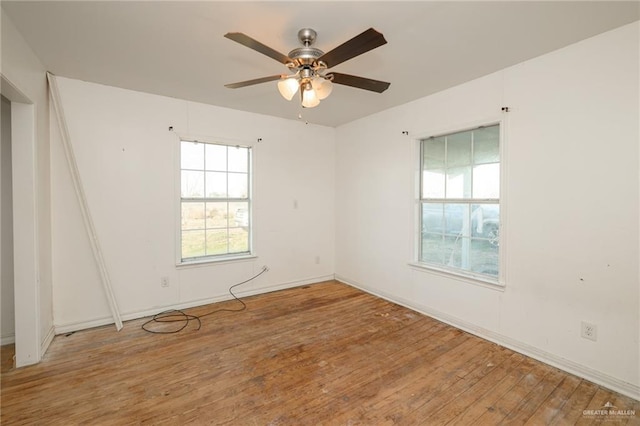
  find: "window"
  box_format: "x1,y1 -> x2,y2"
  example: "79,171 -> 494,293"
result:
180,140 -> 251,262
419,124 -> 500,281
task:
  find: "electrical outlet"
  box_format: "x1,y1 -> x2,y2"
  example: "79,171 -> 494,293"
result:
160,277 -> 169,288
315,256 -> 320,264
581,321 -> 597,341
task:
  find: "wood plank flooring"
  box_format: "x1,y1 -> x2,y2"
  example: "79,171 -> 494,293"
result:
1,281 -> 638,425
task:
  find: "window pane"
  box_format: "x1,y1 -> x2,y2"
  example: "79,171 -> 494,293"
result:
181,202 -> 205,230
180,141 -> 252,262
446,166 -> 471,198
229,202 -> 249,228
229,227 -> 249,253
444,235 -> 469,269
444,203 -> 469,237
471,204 -> 499,242
205,144 -> 227,171
422,203 -> 443,234
181,141 -> 204,170
470,239 -> 498,277
422,170 -> 445,198
205,172 -> 227,198
473,164 -> 500,199
447,131 -> 471,167
181,171 -> 204,198
474,126 -> 499,164
228,173 -> 248,199
423,137 -> 445,170
418,125 -> 500,281
228,147 -> 248,172
206,202 -> 227,228
182,230 -> 206,258
206,229 -> 228,256
436,205 -> 500,274
420,233 -> 444,265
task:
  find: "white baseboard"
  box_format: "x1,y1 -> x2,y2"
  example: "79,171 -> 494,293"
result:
1,334 -> 15,346
54,274 -> 336,335
41,325 -> 55,356
336,274 -> 640,401
3,325 -> 65,366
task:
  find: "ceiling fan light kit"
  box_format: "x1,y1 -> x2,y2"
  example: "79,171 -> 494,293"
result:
277,77 -> 299,101
301,81 -> 320,108
312,76 -> 333,100
225,27 -> 390,109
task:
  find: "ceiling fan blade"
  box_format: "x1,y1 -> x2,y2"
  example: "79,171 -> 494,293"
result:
318,28 -> 387,69
224,32 -> 292,65
225,75 -> 285,89
329,72 -> 390,93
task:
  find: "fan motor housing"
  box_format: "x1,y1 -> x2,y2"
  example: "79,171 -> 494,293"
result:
288,47 -> 323,66
288,28 -> 324,66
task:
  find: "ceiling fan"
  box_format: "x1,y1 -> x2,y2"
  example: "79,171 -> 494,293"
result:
224,27 -> 390,108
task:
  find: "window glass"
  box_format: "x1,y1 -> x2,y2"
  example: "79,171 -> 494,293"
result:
420,233 -> 444,265
182,202 -> 205,230
205,202 -> 227,228
446,166 -> 471,198
182,230 -> 206,258
444,203 -> 469,237
205,144 -> 227,171
469,239 -> 499,276
423,137 -> 446,170
180,141 -> 251,261
206,229 -> 229,256
181,141 -> 204,170
473,127 -> 500,164
472,164 -> 500,199
228,173 -> 249,198
443,235 -> 465,269
471,204 -> 499,242
228,147 -> 249,172
205,172 -> 227,198
447,131 -> 472,167
419,124 -> 500,281
422,170 -> 445,199
181,171 -> 204,198
421,203 -> 443,234
229,227 -> 250,253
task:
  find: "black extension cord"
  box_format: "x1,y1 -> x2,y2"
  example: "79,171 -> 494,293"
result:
141,266 -> 268,334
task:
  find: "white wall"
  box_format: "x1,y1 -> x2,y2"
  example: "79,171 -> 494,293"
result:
335,22 -> 639,398
6,2 -> 637,400
1,10 -> 53,365
51,77 -> 335,330
1,95 -> 15,344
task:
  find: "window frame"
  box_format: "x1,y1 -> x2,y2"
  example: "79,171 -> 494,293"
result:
412,120 -> 506,288
176,136 -> 255,266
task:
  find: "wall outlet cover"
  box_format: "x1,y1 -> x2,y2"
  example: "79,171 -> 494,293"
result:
581,321 -> 597,341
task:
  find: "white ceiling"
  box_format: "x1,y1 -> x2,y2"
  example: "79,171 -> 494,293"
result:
2,1 -> 638,127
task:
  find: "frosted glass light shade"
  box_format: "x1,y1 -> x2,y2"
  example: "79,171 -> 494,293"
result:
277,78 -> 299,101
312,77 -> 333,100
301,85 -> 320,108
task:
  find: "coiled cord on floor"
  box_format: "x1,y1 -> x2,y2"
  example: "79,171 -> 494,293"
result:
142,266 -> 268,334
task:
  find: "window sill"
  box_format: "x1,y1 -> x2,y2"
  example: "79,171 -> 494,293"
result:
408,262 -> 505,291
177,254 -> 257,268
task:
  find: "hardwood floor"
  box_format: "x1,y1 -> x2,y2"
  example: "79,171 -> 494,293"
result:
1,281 -> 638,425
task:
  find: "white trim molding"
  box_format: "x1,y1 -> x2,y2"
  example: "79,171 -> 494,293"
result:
54,274 -> 335,335
1,334 -> 16,346
336,274 -> 640,401
48,73 -> 123,331
41,325 -> 55,355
